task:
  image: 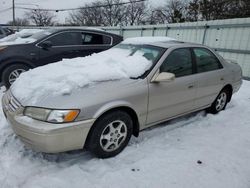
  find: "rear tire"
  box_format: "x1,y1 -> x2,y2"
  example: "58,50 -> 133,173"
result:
86,111 -> 133,158
208,89 -> 230,114
2,64 -> 30,88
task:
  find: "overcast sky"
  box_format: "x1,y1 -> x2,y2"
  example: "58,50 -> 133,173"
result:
0,0 -> 165,24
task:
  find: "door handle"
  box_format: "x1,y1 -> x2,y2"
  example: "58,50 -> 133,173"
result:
220,77 -> 224,81
188,85 -> 194,89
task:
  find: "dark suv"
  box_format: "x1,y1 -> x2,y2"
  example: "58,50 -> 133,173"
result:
0,28 -> 123,88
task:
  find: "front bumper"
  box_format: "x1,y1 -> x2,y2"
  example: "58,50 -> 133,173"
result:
2,92 -> 95,153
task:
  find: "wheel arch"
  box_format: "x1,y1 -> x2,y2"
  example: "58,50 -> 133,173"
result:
222,84 -> 233,102
84,105 -> 140,149
0,59 -> 35,82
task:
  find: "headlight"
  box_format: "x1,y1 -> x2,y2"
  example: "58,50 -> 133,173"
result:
0,46 -> 7,51
24,107 -> 80,123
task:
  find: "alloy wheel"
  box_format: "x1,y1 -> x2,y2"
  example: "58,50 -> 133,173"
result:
8,69 -> 26,85
100,120 -> 128,152
215,92 -> 227,111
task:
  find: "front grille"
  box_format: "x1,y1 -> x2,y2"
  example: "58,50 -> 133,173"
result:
5,91 -> 22,113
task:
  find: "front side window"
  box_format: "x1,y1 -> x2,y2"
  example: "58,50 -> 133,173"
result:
193,48 -> 221,73
160,48 -> 193,77
81,33 -> 111,45
48,32 -> 81,46
3,28 -> 11,35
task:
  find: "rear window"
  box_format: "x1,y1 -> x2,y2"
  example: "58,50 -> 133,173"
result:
193,48 -> 222,73
81,32 -> 111,45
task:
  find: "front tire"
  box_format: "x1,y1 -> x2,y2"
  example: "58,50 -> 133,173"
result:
2,64 -> 30,88
87,111 -> 133,158
208,89 -> 230,114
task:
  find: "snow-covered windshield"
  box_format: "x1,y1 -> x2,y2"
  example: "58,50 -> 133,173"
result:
11,43 -> 164,105
115,43 -> 164,66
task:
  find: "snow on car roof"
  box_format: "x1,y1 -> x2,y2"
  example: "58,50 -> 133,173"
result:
122,37 -> 176,45
11,47 -> 153,105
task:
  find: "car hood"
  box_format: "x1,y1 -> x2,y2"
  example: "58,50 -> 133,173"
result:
11,46 -> 152,107
0,37 -> 36,46
11,78 -> 146,109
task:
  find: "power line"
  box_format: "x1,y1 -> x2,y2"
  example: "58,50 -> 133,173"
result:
14,0 -> 147,12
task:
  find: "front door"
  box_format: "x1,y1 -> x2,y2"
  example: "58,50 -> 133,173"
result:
38,31 -> 82,66
147,48 -> 197,125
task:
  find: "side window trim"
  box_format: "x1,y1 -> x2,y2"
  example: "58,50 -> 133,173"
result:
36,31 -> 113,48
190,48 -> 198,74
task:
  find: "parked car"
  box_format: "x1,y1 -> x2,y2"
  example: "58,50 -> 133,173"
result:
2,37 -> 242,158
0,28 -> 123,88
0,26 -> 14,39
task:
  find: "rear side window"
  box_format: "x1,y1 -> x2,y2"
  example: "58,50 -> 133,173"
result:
81,32 -> 111,45
48,32 -> 81,46
193,48 -> 221,73
0,29 -> 3,35
160,48 -> 193,77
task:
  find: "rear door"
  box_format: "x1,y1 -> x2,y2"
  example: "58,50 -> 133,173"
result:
147,48 -> 197,125
79,32 -> 113,56
192,47 -> 225,109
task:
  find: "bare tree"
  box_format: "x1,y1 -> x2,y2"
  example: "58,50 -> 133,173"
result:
25,9 -> 56,26
223,0 -> 250,19
7,18 -> 29,26
150,0 -> 186,24
165,0 -> 186,23
102,0 -> 126,26
186,0 -> 200,21
68,0 -> 126,26
69,1 -> 105,26
124,0 -> 147,25
148,9 -> 169,24
186,0 -> 250,21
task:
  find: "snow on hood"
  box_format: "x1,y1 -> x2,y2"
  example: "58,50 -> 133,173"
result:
122,36 -> 176,45
0,29 -> 43,45
11,47 -> 152,105
0,37 -> 36,46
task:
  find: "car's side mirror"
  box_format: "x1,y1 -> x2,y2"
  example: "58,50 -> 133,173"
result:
40,41 -> 52,49
151,72 -> 175,82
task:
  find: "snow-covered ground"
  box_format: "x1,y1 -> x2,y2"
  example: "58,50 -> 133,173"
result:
0,81 -> 250,188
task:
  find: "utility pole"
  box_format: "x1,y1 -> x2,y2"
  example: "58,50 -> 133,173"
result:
12,0 -> 15,26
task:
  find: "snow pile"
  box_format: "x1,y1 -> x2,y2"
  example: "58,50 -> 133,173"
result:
11,47 -> 152,104
122,36 -> 176,44
0,82 -> 250,188
0,29 -> 43,45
